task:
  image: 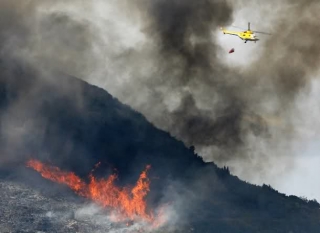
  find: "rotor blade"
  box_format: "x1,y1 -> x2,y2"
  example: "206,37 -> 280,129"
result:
248,22 -> 250,30
253,30 -> 272,35
229,23 -> 272,34
230,25 -> 246,30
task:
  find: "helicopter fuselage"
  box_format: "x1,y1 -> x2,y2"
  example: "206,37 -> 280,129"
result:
221,28 -> 259,43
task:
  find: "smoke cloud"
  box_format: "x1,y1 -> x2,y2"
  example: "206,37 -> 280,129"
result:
1,0 -> 320,189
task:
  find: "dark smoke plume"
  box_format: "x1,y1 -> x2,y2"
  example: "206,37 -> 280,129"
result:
1,0 -> 320,176
137,0 -> 249,149
129,0 -> 320,166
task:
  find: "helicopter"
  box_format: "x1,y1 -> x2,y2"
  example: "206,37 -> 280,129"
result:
220,22 -> 271,43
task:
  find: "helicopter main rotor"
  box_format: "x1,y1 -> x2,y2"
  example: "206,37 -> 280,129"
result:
230,22 -> 271,35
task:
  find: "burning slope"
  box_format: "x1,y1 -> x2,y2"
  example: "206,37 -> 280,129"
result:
26,159 -> 154,222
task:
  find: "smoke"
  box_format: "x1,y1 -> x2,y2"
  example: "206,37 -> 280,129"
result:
42,196 -> 177,232
127,0 -> 320,172
220,0 -> 320,178
72,203 -> 177,232
0,1 -> 98,79
245,0 -> 320,99
1,0 -> 320,192
105,0 -> 320,179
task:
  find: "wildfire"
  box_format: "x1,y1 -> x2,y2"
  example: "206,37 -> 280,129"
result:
26,159 -> 154,222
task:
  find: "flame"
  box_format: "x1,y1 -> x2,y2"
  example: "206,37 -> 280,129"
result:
26,159 -> 153,222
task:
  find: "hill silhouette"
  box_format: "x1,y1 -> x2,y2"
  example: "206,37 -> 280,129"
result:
1,58 -> 320,232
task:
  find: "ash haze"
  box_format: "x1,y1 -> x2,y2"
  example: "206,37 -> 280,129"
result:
1,0 -> 320,202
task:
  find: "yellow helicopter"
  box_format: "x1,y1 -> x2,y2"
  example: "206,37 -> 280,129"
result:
220,22 -> 271,43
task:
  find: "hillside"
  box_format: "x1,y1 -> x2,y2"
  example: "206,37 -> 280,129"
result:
1,58 -> 320,233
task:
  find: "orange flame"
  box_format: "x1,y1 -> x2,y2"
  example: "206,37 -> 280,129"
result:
26,159 -> 154,222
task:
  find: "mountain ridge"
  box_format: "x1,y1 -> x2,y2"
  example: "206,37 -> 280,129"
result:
1,58 -> 320,232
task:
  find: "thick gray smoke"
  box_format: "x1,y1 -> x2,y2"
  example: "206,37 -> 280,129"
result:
1,0 -> 320,178
131,0 -> 248,149
0,1 -> 98,78
134,0 -> 320,166
244,0 -> 320,100
115,0 -> 320,174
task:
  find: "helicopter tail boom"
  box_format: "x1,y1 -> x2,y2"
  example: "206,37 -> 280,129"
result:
220,27 -> 239,36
